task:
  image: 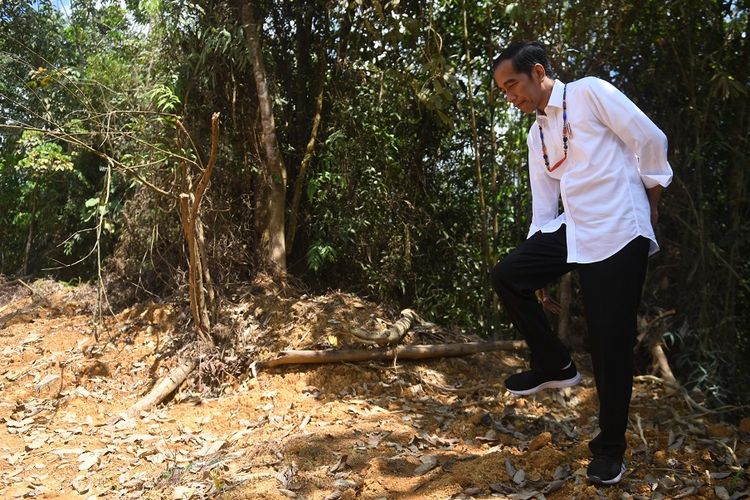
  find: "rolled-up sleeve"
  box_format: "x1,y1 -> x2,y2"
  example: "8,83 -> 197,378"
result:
585,78 -> 673,189
526,133 -> 561,238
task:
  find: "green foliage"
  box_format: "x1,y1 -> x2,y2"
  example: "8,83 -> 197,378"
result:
146,85 -> 180,113
0,0 -> 172,279
16,130 -> 75,174
0,130 -> 93,274
306,242 -> 337,273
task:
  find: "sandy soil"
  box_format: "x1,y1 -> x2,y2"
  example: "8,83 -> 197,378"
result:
0,278 -> 748,499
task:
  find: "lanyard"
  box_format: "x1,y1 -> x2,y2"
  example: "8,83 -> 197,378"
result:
538,84 -> 569,172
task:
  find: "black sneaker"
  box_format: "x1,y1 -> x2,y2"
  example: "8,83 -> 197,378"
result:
587,455 -> 626,485
504,360 -> 581,396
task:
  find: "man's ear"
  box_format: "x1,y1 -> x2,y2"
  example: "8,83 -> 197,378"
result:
533,63 -> 547,82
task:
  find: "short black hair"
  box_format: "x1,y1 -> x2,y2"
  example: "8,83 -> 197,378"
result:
492,41 -> 553,77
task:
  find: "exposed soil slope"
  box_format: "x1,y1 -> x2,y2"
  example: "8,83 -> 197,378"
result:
0,279 -> 748,499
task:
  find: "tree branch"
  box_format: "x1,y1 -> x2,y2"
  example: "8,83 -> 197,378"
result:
260,340 -> 527,368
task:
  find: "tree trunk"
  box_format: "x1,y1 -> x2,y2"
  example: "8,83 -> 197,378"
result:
241,1 -> 287,276
176,113 -> 220,344
287,82 -> 324,255
462,2 -> 491,323
178,171 -> 212,341
723,104 -> 747,325
22,186 -> 38,275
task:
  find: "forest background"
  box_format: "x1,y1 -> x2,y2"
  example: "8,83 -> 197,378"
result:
0,0 -> 748,410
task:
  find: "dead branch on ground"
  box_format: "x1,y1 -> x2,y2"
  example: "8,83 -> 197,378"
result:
115,358 -> 197,422
260,340 -> 527,368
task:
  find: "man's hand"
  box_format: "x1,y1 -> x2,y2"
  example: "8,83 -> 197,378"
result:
535,288 -> 561,314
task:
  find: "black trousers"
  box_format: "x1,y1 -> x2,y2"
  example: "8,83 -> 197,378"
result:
491,225 -> 649,458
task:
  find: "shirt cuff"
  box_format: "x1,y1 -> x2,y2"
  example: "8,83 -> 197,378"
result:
640,171 -> 673,189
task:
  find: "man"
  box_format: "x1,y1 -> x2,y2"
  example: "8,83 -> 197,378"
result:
490,41 -> 672,485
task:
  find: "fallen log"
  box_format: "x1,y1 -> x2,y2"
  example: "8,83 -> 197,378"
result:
124,358 -> 197,418
260,340 -> 527,368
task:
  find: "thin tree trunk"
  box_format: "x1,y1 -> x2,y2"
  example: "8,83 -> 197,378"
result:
488,69 -> 500,322
241,1 -> 287,276
287,83 -> 324,255
294,6 -> 313,161
22,186 -> 38,275
462,1 -> 491,320
723,105 -> 747,324
176,113 -> 220,343
195,219 -> 216,321
178,165 -> 211,341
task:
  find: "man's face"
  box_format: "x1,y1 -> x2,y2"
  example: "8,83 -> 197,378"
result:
493,59 -> 545,114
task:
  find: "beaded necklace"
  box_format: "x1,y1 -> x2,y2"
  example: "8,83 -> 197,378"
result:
538,84 -> 569,172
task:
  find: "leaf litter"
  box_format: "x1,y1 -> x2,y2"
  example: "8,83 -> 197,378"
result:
0,278 -> 748,499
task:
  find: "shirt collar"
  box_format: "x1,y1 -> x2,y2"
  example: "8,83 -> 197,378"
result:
536,79 -> 565,119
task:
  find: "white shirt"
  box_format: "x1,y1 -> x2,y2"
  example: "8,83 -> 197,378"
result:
526,77 -> 673,263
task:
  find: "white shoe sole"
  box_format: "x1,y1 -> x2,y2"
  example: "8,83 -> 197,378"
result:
506,371 -> 582,396
588,463 -> 626,485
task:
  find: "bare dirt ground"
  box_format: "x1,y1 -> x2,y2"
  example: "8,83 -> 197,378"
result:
0,278 -> 748,499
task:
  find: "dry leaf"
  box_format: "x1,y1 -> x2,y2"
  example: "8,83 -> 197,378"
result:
78,452 -> 99,471
71,476 -> 89,494
674,487 -> 698,499
715,486 -> 730,500
710,471 -> 732,479
329,454 -> 348,474
34,374 -> 60,392
196,439 -> 225,457
299,415 -> 311,429
6,417 -> 34,428
542,479 -> 565,494
145,453 -> 166,464
25,436 -> 48,450
553,464 -> 571,480
50,448 -> 85,456
172,485 -> 195,499
414,455 -> 438,475
529,431 -> 552,451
